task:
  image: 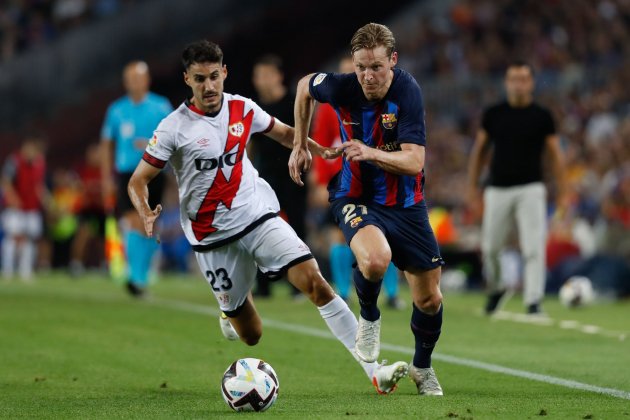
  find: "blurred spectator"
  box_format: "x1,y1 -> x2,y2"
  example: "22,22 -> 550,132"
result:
249,54 -> 305,298
1,134 -> 47,280
70,143 -> 106,275
47,168 -> 80,269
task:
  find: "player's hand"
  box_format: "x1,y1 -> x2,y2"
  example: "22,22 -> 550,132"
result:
320,146 -> 343,159
288,146 -> 312,187
465,186 -> 483,221
142,204 -> 162,238
338,139 -> 374,162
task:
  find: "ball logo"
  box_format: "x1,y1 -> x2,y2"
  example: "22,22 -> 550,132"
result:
149,133 -> 158,147
381,113 -> 398,129
229,122 -> 245,137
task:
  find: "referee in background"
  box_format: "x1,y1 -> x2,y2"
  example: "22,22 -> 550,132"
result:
467,61 -> 565,315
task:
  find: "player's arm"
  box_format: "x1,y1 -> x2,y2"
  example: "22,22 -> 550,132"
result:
127,160 -> 162,237
1,158 -> 20,208
466,129 -> 491,200
339,140 -> 424,176
288,74 -> 318,185
545,134 -> 567,207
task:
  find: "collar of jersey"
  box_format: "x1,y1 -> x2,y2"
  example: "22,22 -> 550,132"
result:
186,96 -> 223,118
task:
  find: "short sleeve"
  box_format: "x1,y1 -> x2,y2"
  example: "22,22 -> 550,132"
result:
397,83 -> 426,146
248,99 -> 274,134
143,122 -> 175,169
100,104 -> 116,141
542,109 -> 556,136
309,72 -> 342,105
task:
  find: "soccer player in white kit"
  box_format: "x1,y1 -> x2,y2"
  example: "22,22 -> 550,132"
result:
127,40 -> 408,394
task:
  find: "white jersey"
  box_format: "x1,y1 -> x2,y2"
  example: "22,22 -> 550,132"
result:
143,93 -> 281,249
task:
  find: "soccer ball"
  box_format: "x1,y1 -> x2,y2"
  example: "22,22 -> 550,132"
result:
221,358 -> 279,412
559,276 -> 595,308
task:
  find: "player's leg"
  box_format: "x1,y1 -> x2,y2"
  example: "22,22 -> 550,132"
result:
251,217 -> 407,393
1,209 -> 19,278
18,211 -> 42,280
195,243 -> 262,346
122,172 -> 164,295
405,267 -> 444,396
515,183 -> 547,314
481,187 -> 515,314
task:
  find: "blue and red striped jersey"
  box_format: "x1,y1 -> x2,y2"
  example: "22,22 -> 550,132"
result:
309,68 -> 426,208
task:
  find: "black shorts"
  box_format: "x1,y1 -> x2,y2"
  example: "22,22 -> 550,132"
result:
116,171 -> 165,215
330,197 -> 444,271
78,210 -> 106,236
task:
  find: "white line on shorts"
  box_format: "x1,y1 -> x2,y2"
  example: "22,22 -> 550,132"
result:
152,297 -> 630,401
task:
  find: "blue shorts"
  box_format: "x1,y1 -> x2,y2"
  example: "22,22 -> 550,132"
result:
330,197 -> 444,271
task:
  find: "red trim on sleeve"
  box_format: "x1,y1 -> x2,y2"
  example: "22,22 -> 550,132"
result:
142,152 -> 167,169
262,116 -> 276,133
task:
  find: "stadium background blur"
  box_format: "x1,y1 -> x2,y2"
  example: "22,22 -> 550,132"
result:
1,0 -> 629,297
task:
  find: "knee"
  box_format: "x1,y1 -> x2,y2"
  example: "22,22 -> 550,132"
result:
414,292 -> 443,315
358,252 -> 391,281
241,329 -> 262,346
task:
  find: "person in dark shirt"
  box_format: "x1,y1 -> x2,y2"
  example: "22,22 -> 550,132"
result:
292,23 -> 444,396
249,54 -> 306,298
467,61 -> 565,315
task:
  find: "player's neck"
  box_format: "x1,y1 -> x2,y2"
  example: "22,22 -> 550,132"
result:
507,95 -> 533,108
129,91 -> 148,104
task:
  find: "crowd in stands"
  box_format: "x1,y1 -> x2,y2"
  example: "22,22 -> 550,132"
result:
0,0 -> 132,62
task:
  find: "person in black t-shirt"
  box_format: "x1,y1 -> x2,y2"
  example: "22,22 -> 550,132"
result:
467,61 -> 565,315
249,54 -> 307,297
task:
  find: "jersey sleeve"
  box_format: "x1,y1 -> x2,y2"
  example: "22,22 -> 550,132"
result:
309,72 -> 343,105
542,108 -> 556,136
397,82 -> 426,146
143,121 -> 175,169
248,99 -> 274,134
100,104 -> 116,141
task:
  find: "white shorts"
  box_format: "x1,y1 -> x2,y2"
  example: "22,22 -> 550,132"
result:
195,216 -> 312,315
2,209 -> 43,238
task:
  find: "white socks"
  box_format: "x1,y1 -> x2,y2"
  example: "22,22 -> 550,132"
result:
2,236 -> 16,278
317,295 -> 378,378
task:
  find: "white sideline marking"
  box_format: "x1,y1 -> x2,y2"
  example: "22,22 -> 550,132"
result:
492,310 -> 628,340
151,298 -> 630,401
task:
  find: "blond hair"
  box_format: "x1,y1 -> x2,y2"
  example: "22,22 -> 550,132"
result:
350,23 -> 396,56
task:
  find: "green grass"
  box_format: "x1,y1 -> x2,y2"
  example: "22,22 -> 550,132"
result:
1,272 -> 629,419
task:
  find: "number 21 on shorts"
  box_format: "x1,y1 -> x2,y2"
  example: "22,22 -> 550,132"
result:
342,203 -> 367,229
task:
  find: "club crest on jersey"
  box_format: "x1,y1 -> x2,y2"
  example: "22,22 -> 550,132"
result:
381,113 -> 397,129
350,216 -> 362,228
148,133 -> 158,147
228,122 -> 245,137
313,73 -> 327,86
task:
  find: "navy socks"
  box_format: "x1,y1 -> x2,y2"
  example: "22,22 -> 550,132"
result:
411,303 -> 443,368
353,268 -> 382,321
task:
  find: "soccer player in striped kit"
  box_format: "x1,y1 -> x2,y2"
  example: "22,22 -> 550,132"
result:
467,61 -> 565,315
292,23 -> 445,395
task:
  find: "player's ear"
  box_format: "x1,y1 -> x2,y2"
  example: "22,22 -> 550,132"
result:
222,64 -> 228,80
390,52 -> 398,67
183,71 -> 191,87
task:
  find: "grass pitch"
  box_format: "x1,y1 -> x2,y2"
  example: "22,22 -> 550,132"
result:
1,272 -> 629,419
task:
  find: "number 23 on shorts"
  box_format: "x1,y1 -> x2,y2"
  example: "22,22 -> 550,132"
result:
206,268 -> 233,291
342,203 -> 368,229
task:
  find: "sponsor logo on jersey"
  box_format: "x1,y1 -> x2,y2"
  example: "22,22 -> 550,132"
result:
195,152 -> 240,171
228,122 -> 245,137
350,216 -> 362,228
313,73 -> 327,86
148,133 -> 158,147
381,113 -> 397,129
377,141 -> 401,152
